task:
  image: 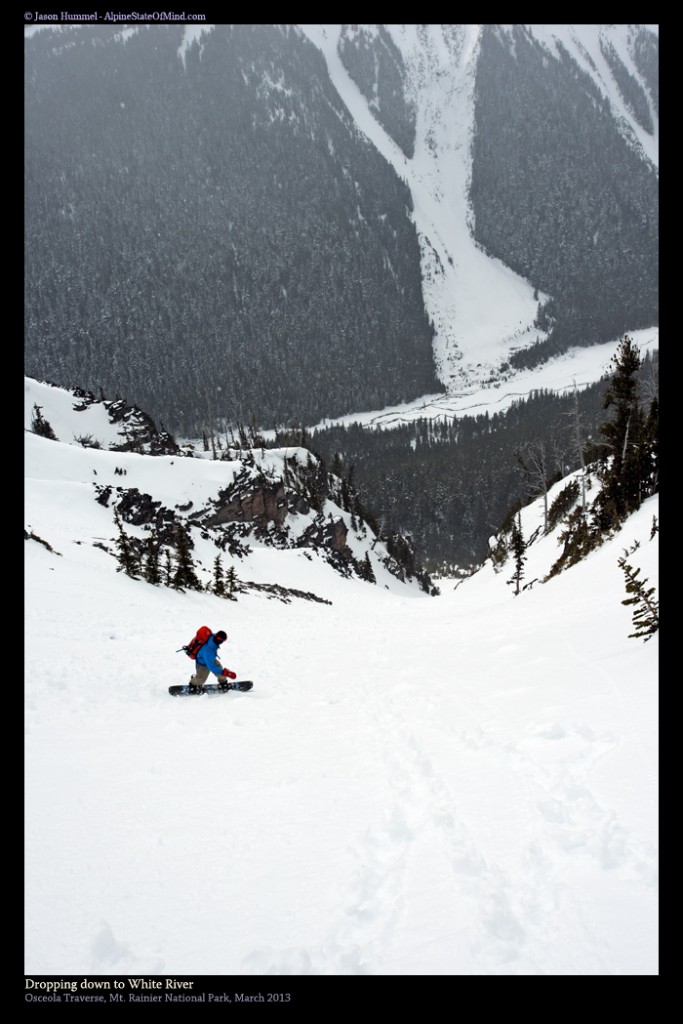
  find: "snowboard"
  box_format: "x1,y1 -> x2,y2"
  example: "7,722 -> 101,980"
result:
169,680 -> 253,697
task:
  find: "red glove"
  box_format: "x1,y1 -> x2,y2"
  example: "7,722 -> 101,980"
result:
221,669 -> 237,679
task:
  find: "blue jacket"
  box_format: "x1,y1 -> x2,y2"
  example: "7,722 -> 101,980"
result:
196,635 -> 224,677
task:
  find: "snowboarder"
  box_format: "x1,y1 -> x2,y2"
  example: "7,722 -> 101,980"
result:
188,630 -> 237,693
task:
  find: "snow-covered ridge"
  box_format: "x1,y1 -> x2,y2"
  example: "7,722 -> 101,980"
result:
477,467 -> 658,601
24,377 -> 433,597
24,378 -> 178,455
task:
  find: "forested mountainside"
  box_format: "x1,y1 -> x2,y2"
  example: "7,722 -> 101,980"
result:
304,350 -> 658,569
470,26 -> 658,366
337,24 -> 417,159
25,25 -> 439,435
25,24 -> 657,438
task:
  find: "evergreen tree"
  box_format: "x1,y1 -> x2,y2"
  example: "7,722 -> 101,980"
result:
172,521 -> 203,591
547,479 -> 580,532
113,508 -> 140,578
618,552 -> 659,642
163,550 -> 173,588
549,505 -> 595,577
507,512 -> 526,595
362,551 -> 376,583
212,554 -> 226,597
144,529 -> 161,585
225,565 -> 240,600
30,403 -> 57,440
595,336 -> 646,528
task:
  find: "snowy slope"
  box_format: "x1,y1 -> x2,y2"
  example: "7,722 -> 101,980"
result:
299,24 -> 658,408
25,414 -> 658,976
24,380 -> 425,597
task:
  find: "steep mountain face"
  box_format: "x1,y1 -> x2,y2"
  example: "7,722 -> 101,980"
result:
24,377 -> 435,594
25,25 -> 439,435
24,23 -> 658,438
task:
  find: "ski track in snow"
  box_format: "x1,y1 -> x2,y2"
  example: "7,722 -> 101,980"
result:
224,591 -> 657,977
237,668 -> 656,975
25,497 -> 659,977
455,682 -> 656,973
24,382 -> 658,977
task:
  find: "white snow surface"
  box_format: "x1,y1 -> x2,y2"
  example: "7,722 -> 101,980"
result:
25,395 -> 658,976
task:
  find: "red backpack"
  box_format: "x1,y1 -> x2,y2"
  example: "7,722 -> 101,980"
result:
182,625 -> 212,660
